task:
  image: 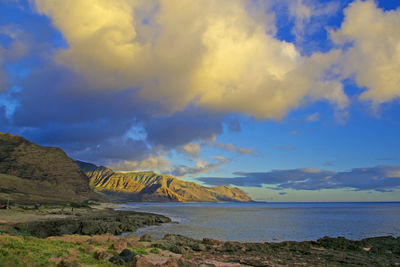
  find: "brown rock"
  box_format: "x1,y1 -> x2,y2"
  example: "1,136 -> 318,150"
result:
94,249 -> 112,260
112,239 -> 127,252
131,255 -> 157,267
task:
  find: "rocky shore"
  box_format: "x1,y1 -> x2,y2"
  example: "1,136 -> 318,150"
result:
1,205 -> 399,266
146,234 -> 400,266
0,204 -> 171,238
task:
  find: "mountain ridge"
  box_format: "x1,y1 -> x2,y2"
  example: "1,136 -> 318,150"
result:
77,161 -> 252,202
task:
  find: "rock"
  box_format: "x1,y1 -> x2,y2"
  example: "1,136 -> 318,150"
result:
109,256 -> 126,265
112,239 -> 127,252
163,257 -> 180,267
132,255 -> 156,267
140,234 -> 152,242
192,243 -> 207,251
170,245 -> 186,254
94,249 -> 112,260
119,249 -> 136,262
15,210 -> 171,238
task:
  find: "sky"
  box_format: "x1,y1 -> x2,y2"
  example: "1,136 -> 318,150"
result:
1,0 -> 400,201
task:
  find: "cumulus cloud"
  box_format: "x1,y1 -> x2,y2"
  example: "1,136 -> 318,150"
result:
171,156 -> 229,177
198,165 -> 400,192
31,0 -> 349,120
287,0 -> 340,46
331,0 -> 400,104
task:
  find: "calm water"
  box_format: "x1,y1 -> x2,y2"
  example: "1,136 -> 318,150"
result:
118,202 -> 400,242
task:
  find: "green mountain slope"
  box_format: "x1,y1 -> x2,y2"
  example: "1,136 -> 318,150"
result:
0,133 -> 103,204
78,161 -> 252,202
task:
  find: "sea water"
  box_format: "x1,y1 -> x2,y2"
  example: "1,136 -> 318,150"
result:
118,202 -> 400,242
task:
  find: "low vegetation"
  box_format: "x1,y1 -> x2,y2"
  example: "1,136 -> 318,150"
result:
0,233 -> 155,266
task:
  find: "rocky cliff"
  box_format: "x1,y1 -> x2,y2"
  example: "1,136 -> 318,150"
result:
78,161 -> 252,202
0,132 -> 103,203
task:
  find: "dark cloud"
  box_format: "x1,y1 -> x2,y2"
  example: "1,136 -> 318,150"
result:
197,165 -> 400,192
5,63 -> 227,165
144,108 -> 224,148
0,57 -> 227,168
71,138 -> 150,164
279,192 -> 287,195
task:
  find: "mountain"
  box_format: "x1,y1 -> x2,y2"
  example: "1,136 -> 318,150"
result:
78,161 -> 252,202
0,132 -> 103,204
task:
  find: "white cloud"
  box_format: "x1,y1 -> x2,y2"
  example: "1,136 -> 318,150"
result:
331,0 -> 400,105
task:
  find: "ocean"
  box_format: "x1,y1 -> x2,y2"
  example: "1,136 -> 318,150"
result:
118,202 -> 400,242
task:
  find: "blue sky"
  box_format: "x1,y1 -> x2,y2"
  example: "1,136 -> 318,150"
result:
1,0 -> 400,201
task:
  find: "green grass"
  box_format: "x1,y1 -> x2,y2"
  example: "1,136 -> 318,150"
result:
132,247 -> 148,255
149,248 -> 159,254
0,234 -> 115,267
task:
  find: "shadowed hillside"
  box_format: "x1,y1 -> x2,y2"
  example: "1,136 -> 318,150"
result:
78,161 -> 252,202
0,133 -> 103,204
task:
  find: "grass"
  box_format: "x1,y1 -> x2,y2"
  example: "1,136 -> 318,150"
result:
0,233 -> 166,266
149,248 -> 159,254
0,234 -> 114,266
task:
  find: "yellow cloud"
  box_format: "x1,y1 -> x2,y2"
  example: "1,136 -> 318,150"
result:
331,0 -> 400,104
33,0 -> 348,119
180,143 -> 201,158
108,155 -> 169,172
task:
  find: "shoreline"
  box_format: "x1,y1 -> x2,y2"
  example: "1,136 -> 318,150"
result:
1,203 -> 400,266
0,203 -> 171,238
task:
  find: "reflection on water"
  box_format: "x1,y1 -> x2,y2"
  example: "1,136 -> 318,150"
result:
118,202 -> 400,242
